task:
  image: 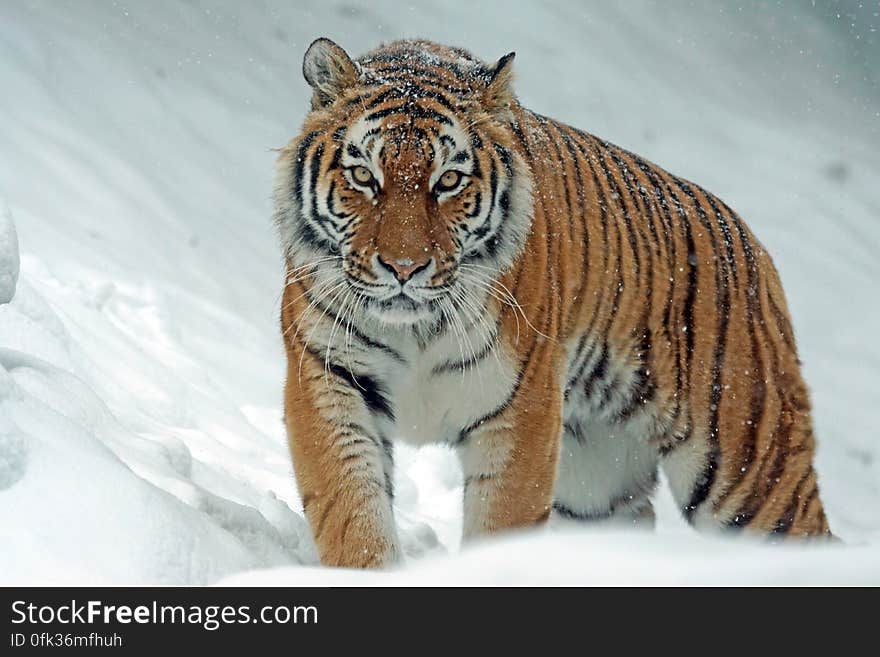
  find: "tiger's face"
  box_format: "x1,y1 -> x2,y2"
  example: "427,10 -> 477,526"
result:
320,114 -> 511,324
275,39 -> 533,326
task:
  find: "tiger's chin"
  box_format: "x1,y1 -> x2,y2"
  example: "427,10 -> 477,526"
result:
364,295 -> 439,326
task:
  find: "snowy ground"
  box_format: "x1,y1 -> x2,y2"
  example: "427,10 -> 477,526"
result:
1,1 -> 878,585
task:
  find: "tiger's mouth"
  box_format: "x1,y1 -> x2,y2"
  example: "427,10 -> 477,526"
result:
377,293 -> 422,310
341,259 -> 460,325
364,293 -> 438,324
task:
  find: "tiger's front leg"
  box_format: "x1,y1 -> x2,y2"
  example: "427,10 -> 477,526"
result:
456,375 -> 563,540
283,342 -> 400,569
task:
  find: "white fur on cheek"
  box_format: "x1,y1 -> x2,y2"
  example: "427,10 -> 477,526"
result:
340,116 -> 385,190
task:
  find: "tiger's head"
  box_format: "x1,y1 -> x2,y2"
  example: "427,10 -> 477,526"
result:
275,38 -> 533,326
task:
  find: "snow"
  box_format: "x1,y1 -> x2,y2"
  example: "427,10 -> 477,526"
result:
223,529 -> 880,586
0,202 -> 19,304
0,1 -> 878,585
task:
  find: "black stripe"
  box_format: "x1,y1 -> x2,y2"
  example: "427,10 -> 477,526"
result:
582,345 -> 609,399
615,329 -> 657,421
307,143 -> 343,243
301,346 -> 394,421
381,436 -> 394,499
464,191 -> 483,219
301,287 -> 407,364
325,181 -> 353,224
558,127 -> 589,301
326,360 -> 394,420
562,132 -> 614,392
704,188 -> 739,289
666,181 -> 697,416
431,328 -> 498,375
469,157 -> 500,242
592,141 -> 640,282
674,180 -> 728,522
552,501 -> 614,522
364,103 -> 452,126
360,126 -> 382,144
768,291 -> 797,352
292,131 -> 320,209
534,116 -> 576,243
364,85 -> 458,112
580,141 -> 627,343
714,198 -> 766,510
650,178 -> 696,447
770,469 -> 813,535
632,157 -> 682,422
455,372 -> 522,445
329,145 -> 343,170
463,472 -> 496,490
603,149 -> 659,402
552,475 -> 655,522
563,421 -> 586,444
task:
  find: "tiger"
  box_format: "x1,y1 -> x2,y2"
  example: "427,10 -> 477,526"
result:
273,37 -> 832,568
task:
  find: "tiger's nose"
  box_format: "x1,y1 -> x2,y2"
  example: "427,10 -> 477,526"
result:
377,255 -> 431,283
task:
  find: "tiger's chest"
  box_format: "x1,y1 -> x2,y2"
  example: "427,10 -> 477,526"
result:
364,328 -> 518,447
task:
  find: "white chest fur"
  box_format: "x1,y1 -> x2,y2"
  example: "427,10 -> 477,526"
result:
366,325 -> 518,446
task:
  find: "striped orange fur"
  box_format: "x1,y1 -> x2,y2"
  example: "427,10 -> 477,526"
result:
275,38 -> 831,568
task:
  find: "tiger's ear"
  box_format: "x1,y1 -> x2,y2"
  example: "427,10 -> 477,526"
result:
480,52 -> 516,119
302,38 -> 359,109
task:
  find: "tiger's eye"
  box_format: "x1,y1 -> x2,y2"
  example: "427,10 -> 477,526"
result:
352,166 -> 374,185
436,170 -> 462,192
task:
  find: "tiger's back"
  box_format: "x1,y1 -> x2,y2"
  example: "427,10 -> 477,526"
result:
507,109 -> 829,535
